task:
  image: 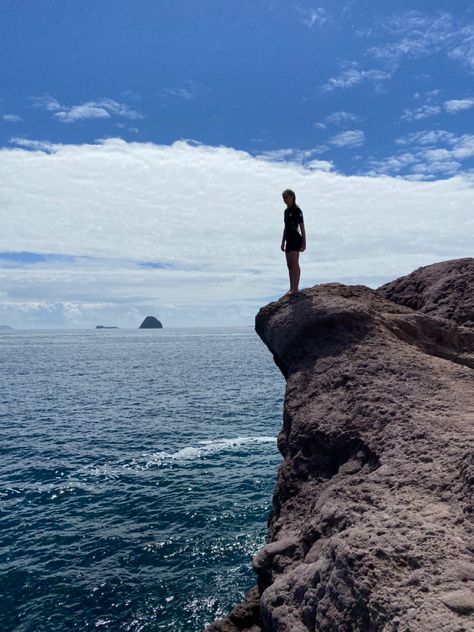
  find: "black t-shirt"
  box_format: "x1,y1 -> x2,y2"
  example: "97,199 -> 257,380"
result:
284,205 -> 304,237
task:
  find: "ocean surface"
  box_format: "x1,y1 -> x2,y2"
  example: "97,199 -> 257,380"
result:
0,328 -> 284,632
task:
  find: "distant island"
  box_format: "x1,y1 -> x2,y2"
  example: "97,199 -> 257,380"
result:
96,325 -> 119,329
0,325 -> 13,330
139,316 -> 163,329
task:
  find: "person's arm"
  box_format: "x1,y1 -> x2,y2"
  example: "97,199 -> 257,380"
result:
299,222 -> 306,252
281,228 -> 286,252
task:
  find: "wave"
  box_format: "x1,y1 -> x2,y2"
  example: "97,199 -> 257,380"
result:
144,436 -> 276,468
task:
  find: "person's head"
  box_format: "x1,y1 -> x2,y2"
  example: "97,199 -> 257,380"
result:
282,189 -> 296,207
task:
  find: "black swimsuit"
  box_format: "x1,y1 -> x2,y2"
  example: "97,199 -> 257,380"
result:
284,205 -> 304,253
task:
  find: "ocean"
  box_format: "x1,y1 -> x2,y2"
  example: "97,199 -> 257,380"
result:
0,328 -> 284,632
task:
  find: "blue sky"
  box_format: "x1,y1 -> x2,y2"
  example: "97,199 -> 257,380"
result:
0,1 -> 473,327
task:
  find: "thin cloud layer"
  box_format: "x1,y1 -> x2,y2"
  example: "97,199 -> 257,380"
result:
367,11 -> 474,71
31,96 -> 143,123
297,7 -> 328,28
0,139 -> 473,327
321,67 -> 391,92
328,130 -> 365,148
401,105 -> 442,122
372,130 -> 474,179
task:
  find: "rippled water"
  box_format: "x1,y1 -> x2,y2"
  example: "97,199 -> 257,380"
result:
0,328 -> 284,631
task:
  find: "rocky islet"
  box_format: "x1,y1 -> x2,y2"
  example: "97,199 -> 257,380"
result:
139,316 -> 163,329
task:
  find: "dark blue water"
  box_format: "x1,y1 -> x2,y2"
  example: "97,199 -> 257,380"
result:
0,328 -> 284,631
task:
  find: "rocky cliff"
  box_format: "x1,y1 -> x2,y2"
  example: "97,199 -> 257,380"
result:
206,259 -> 474,632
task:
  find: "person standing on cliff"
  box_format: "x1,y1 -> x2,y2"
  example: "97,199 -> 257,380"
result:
281,189 -> 306,295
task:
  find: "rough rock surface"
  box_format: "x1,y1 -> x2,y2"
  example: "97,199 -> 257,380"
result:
206,260 -> 474,632
377,258 -> 474,328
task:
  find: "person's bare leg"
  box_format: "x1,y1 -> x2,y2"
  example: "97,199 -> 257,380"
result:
294,254 -> 301,291
286,252 -> 300,294
285,252 -> 292,293
289,255 -> 295,292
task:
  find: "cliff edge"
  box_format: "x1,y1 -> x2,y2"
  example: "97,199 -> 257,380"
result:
206,258 -> 474,632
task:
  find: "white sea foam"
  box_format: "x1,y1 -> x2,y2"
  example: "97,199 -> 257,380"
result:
144,436 -> 276,467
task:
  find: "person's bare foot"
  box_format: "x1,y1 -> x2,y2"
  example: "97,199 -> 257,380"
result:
281,290 -> 300,299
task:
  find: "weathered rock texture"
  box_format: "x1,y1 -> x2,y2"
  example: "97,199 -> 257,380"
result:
377,258 -> 474,328
206,258 -> 474,632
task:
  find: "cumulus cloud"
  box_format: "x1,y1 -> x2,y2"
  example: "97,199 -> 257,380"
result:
452,135 -> 474,160
444,98 -> 474,113
0,139 -> 473,327
55,104 -> 111,122
2,114 -> 22,122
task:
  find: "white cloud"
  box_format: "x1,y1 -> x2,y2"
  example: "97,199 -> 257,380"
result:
396,130 -> 457,146
55,104 -> 111,122
368,11 -> 474,72
2,114 -> 23,122
31,95 -> 62,111
321,67 -> 391,92
10,137 -> 54,152
305,159 -> 333,171
411,160 -> 462,176
400,105 -> 442,121
449,24 -> 474,70
328,129 -> 365,148
444,98 -> 474,113
297,7 -> 328,28
421,148 -> 452,162
162,80 -> 200,101
368,152 -> 417,174
425,89 -> 442,100
31,96 -> 143,123
452,135 -> 474,160
163,87 -> 195,100
0,139 -> 473,326
368,12 -> 454,66
254,147 -> 330,165
115,122 -> 139,134
324,111 -> 364,125
371,130 -> 474,178
96,99 -> 143,119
